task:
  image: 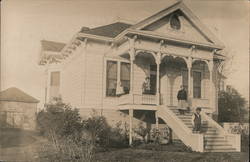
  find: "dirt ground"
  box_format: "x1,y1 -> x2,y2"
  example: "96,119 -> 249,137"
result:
0,128 -> 46,161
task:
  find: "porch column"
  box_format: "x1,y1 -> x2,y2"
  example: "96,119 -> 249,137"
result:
129,109 -> 134,146
155,110 -> 159,130
208,60 -> 214,109
117,61 -> 121,91
187,57 -> 192,105
129,49 -> 135,97
156,52 -> 161,105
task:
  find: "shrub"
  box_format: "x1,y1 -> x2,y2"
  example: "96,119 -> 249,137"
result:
83,114 -> 111,147
83,114 -> 129,148
36,99 -> 83,142
133,122 -> 151,143
108,121 -> 129,148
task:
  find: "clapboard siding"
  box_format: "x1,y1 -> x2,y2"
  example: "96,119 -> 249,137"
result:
61,53 -> 84,108
84,51 -> 104,107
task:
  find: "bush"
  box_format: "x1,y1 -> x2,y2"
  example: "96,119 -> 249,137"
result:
36,100 -> 129,161
83,114 -> 129,149
108,121 -> 129,148
133,122 -> 151,143
36,99 -> 94,162
83,114 -> 111,147
37,98 -> 83,142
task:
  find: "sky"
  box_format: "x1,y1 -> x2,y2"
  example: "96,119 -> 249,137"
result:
1,0 -> 249,108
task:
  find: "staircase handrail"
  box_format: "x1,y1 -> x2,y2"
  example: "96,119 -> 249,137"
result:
159,106 -> 192,134
158,106 -> 204,152
201,112 -> 241,151
200,112 -> 227,135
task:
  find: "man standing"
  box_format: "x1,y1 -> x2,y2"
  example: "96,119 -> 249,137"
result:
192,107 -> 202,133
177,85 -> 187,115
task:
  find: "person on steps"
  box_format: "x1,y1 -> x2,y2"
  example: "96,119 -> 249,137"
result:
192,107 -> 202,133
177,85 -> 188,115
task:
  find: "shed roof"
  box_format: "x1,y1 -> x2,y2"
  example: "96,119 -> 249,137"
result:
0,87 -> 39,103
41,40 -> 66,52
80,22 -> 132,38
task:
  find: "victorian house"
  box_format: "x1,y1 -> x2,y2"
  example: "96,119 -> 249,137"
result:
39,1 -> 240,152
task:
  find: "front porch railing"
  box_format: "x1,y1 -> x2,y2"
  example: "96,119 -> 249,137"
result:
118,94 -> 157,105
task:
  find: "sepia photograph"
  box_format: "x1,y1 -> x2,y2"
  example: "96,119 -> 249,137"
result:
0,0 -> 249,161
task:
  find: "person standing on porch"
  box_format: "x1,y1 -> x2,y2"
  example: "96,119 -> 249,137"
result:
142,77 -> 150,94
177,85 -> 187,115
192,107 -> 202,133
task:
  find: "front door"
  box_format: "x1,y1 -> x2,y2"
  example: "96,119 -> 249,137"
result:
150,65 -> 156,95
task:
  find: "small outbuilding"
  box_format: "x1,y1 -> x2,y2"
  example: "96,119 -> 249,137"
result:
0,87 -> 39,130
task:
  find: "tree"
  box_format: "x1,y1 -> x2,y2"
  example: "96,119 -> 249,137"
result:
218,86 -> 247,122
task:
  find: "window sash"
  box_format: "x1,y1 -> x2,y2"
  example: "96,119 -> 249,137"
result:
50,71 -> 60,86
193,71 -> 201,98
106,61 -> 117,96
182,70 -> 188,91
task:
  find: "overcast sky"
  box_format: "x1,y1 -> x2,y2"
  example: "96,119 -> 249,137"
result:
1,0 -> 249,108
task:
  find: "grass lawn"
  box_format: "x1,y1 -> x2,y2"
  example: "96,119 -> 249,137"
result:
94,148 -> 249,162
0,128 -> 248,162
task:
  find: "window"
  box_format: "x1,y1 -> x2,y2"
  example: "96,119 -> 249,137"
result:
50,71 -> 60,100
121,62 -> 130,94
182,70 -> 188,91
193,71 -> 201,98
106,61 -> 117,96
149,65 -> 156,95
170,14 -> 181,30
50,71 -> 60,86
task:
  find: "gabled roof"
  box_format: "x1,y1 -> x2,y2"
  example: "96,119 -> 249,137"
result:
80,22 -> 132,38
0,87 -> 39,103
77,1 -> 224,50
130,1 -> 224,48
41,40 -> 66,52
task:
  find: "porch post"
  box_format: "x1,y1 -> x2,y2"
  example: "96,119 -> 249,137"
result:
129,109 -> 134,146
208,60 -> 214,109
117,61 -> 121,90
128,36 -> 136,97
187,57 -> 192,105
156,52 -> 161,105
155,110 -> 159,130
129,49 -> 135,97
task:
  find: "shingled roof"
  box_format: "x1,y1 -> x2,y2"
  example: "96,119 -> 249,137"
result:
0,87 -> 39,103
41,40 -> 66,52
80,22 -> 132,38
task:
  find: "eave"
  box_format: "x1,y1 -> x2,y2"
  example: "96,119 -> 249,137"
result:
77,28 -> 224,51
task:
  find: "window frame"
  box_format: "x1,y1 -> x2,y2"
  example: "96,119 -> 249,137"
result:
192,70 -> 202,99
104,58 -> 130,97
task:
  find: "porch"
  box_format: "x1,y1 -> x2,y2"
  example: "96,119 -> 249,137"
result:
105,48 -> 213,112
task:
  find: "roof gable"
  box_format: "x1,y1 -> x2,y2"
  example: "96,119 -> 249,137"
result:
0,87 -> 39,103
140,10 -> 213,45
131,1 -> 224,48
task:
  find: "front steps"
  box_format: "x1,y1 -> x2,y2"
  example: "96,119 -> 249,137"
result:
170,108 -> 238,152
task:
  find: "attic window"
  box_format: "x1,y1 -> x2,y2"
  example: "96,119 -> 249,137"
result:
170,14 -> 181,30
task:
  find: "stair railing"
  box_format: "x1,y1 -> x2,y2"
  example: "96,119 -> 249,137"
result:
158,106 -> 204,152
201,112 -> 241,151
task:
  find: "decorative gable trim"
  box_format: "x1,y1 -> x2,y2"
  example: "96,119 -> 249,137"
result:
130,1 -> 224,48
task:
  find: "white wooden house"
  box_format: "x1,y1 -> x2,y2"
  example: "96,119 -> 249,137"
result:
39,1 -> 240,152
